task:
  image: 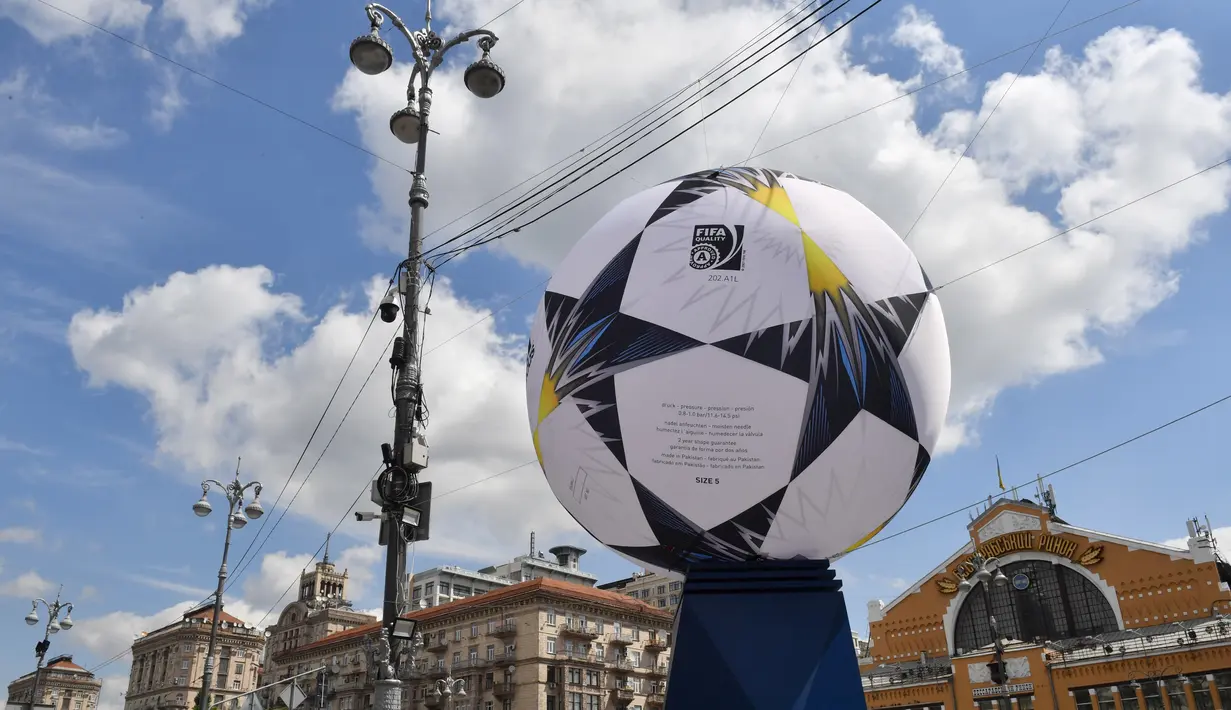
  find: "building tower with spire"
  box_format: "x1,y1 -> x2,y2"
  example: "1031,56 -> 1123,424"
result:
260,536 -> 377,692
297,534 -> 351,609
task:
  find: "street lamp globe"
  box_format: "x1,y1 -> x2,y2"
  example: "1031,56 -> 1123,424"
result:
464,54 -> 505,99
230,513 -> 248,530
958,577 -> 972,593
59,614 -> 73,630
974,567 -> 992,584
193,495 -> 213,517
25,610 -> 38,626
244,498 -> 265,520
350,34 -> 394,76
992,568 -> 1009,586
48,619 -> 61,634
389,105 -> 423,144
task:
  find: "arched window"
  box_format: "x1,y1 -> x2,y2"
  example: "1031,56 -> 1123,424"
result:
953,559 -> 1118,653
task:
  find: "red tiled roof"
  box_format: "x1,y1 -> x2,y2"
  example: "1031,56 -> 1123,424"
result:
185,605 -> 246,626
283,578 -> 670,656
46,658 -> 87,672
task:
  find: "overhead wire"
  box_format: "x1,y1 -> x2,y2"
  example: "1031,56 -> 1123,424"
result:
416,0 -> 819,254
742,0 -> 828,164
83,380 -> 1231,674
850,391 -> 1231,553
420,0 -> 861,263
27,0 -> 539,176
901,0 -> 1075,243
430,0 -> 1148,265
226,307 -> 384,578
425,0 -> 890,264
750,0 -> 1145,162
223,321 -> 403,594
426,0 -> 1144,266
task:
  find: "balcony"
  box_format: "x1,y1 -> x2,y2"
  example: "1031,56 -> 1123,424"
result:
559,620 -> 599,640
451,658 -> 488,672
644,664 -> 668,678
425,637 -> 449,653
490,682 -> 515,698
423,694 -> 443,708
610,658 -> 636,673
553,649 -> 604,666
608,632 -> 634,646
646,691 -> 666,707
611,686 -> 636,704
426,665 -> 449,678
492,651 -> 517,666
487,622 -> 518,638
644,635 -> 669,652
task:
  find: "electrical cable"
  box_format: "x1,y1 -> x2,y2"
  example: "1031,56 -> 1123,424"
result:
225,307 -> 379,583
28,0 -> 412,174
416,0 -> 819,253
253,464 -> 387,628
901,0 -> 1074,243
226,300 -> 384,578
429,0 -> 1144,267
420,0 -> 858,263
224,321 -> 402,594
745,0 -> 1144,163
850,391 -> 1231,553
27,0 -> 537,177
413,0 -> 817,258
933,156 -> 1231,291
742,0 -> 828,164
425,0 -> 889,263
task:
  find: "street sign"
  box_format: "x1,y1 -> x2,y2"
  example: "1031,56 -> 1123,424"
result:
278,683 -> 306,710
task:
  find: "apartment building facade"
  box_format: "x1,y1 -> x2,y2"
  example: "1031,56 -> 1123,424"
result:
264,578 -> 673,710
6,655 -> 103,710
123,604 -> 265,710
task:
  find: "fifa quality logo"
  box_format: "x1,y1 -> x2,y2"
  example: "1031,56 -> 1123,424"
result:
689,224 -> 745,272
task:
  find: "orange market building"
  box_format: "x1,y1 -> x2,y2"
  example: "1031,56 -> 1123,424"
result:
860,490 -> 1231,710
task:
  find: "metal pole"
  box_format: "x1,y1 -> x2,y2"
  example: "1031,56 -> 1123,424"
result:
29,631 -> 49,710
981,572 -> 1012,707
198,498 -> 237,710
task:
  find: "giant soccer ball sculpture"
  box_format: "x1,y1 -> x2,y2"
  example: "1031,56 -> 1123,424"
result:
526,167 -> 951,576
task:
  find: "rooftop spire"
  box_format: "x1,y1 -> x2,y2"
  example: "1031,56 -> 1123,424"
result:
323,532 -> 332,565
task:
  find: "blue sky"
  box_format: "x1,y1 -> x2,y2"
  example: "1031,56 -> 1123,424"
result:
2,0 -> 1230,702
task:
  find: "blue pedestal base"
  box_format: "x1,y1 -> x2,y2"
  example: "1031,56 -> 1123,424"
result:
663,558 -> 865,710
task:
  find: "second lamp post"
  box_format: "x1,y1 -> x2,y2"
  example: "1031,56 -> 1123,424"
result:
192,466 -> 263,710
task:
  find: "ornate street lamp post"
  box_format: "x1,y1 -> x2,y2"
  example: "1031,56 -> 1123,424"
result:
960,554 -> 1011,706
192,464 -> 263,710
345,5 -> 506,710
23,587 -> 75,710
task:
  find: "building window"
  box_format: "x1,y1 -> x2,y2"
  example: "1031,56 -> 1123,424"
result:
669,581 -> 681,591
567,693 -> 582,710
486,645 -> 495,660
439,583 -> 451,596
547,638 -> 557,654
669,595 -> 678,606
232,682 -> 241,690
1165,680 -> 1190,710
454,629 -> 463,641
1190,675 -> 1216,710
546,609 -> 556,625
471,623 -> 479,637
182,661 -> 190,671
953,560 -> 1118,650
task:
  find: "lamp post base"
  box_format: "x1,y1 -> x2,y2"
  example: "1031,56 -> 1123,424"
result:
374,679 -> 402,710
664,558 -> 865,710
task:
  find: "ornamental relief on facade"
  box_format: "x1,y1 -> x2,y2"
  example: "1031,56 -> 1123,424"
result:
977,511 -> 1043,543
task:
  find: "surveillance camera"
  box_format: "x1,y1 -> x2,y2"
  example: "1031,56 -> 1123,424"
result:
355,511 -> 380,522
379,288 -> 400,324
